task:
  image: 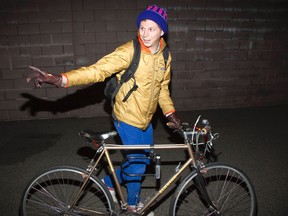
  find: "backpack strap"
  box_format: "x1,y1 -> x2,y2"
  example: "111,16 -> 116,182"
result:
121,39 -> 140,102
120,39 -> 140,83
162,46 -> 169,69
111,39 -> 140,120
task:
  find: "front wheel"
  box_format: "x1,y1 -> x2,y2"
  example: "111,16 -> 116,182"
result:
20,166 -> 115,216
169,162 -> 257,216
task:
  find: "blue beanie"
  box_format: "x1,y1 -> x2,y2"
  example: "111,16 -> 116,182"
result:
137,5 -> 168,34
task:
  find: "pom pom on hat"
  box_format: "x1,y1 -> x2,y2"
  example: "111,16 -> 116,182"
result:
137,5 -> 168,34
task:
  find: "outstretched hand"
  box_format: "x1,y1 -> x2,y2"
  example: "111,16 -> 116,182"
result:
27,66 -> 48,87
27,66 -> 62,88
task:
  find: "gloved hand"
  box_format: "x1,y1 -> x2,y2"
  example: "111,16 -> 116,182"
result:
166,112 -> 181,129
27,66 -> 62,88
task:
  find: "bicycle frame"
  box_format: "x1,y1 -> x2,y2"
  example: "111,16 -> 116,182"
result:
105,143 -> 196,214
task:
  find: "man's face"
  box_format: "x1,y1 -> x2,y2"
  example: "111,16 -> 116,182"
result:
139,19 -> 164,53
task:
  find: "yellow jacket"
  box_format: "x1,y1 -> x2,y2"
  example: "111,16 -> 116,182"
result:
64,37 -> 175,129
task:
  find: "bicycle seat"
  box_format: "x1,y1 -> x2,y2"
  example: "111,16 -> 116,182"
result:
80,130 -> 117,145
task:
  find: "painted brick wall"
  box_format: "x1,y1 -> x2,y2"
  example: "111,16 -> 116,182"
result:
0,0 -> 287,121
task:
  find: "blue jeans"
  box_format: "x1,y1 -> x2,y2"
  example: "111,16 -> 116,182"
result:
103,121 -> 153,205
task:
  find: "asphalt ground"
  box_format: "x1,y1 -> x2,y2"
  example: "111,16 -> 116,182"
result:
0,105 -> 288,216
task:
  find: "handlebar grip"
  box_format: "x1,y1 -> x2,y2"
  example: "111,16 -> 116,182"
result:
201,125 -> 211,135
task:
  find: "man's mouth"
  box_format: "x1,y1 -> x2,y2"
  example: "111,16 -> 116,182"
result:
143,39 -> 150,43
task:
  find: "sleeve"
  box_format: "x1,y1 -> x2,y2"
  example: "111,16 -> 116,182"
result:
63,41 -> 133,87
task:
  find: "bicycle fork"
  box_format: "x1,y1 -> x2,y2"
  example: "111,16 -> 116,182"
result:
195,165 -> 221,215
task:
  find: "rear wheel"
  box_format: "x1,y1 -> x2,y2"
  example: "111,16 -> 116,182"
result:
20,166 -> 115,216
170,162 -> 257,216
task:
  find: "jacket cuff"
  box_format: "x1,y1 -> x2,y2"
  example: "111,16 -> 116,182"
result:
165,109 -> 176,117
61,74 -> 69,88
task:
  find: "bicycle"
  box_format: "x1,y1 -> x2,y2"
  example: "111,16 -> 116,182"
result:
20,116 -> 257,215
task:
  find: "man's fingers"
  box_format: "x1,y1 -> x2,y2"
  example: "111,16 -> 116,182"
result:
26,73 -> 34,82
34,79 -> 42,88
29,66 -> 46,75
167,122 -> 176,128
26,72 -> 39,83
27,66 -> 46,85
167,121 -> 181,130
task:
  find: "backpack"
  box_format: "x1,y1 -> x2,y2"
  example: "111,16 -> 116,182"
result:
104,38 -> 169,110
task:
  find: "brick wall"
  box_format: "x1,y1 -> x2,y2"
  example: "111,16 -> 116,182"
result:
0,0 -> 287,121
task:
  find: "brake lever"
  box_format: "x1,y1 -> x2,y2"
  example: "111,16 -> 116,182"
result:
211,133 -> 220,140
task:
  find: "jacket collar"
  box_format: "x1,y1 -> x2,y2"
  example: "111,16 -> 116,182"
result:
137,34 -> 166,54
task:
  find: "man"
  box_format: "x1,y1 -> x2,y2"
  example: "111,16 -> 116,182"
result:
27,4 -> 180,214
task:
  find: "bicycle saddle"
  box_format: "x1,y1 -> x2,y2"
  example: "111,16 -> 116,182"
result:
80,130 -> 117,143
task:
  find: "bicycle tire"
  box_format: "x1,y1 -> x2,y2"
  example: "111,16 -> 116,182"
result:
20,166 -> 115,216
169,162 -> 257,216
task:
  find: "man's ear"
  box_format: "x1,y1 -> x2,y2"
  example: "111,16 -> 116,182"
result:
161,31 -> 164,36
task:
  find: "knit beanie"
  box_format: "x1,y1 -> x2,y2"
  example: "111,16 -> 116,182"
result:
136,5 -> 168,34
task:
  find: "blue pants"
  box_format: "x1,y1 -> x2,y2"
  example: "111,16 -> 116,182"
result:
103,121 -> 153,205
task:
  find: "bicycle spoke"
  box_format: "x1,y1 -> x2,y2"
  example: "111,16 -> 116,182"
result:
21,167 -> 114,216
170,163 -> 257,216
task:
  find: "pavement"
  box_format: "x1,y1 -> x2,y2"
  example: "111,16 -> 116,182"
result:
0,104 -> 288,216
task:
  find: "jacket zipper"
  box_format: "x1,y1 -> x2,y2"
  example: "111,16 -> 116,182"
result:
146,56 -> 157,126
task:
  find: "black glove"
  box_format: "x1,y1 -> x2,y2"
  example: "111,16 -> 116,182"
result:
27,66 -> 62,88
166,112 -> 181,129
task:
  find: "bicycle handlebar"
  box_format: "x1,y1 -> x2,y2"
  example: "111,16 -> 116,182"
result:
79,117 -> 218,159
